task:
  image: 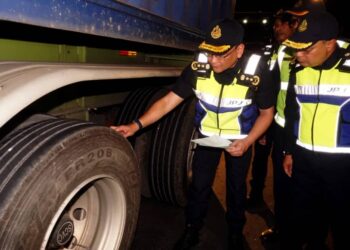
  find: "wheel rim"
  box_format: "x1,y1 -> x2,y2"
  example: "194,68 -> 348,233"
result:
42,175 -> 127,250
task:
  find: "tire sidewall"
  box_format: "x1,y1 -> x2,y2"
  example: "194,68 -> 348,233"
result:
0,127 -> 140,250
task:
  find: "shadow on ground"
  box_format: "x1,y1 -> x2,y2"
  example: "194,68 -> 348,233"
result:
131,196 -> 280,250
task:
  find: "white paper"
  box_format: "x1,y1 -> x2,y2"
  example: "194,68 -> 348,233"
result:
191,135 -> 231,148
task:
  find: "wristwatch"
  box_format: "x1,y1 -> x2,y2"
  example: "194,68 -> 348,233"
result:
133,118 -> 143,130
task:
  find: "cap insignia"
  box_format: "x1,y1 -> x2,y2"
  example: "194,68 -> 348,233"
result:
298,19 -> 307,32
211,25 -> 222,39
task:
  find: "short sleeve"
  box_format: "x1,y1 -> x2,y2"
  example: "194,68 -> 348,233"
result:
255,60 -> 277,109
171,65 -> 196,99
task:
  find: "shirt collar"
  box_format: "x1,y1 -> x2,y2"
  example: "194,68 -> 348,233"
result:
313,46 -> 342,70
213,58 -> 243,85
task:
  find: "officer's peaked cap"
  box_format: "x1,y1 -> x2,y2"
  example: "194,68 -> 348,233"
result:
283,11 -> 339,50
198,18 -> 244,55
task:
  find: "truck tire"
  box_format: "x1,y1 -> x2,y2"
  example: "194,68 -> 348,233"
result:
115,87 -> 196,206
149,97 -> 196,206
115,87 -> 168,197
0,118 -> 140,250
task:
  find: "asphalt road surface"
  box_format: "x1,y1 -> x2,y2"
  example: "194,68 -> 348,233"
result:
131,156 -> 279,250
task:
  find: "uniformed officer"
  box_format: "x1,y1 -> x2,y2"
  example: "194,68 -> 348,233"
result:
247,9 -> 306,211
283,10 -> 350,250
111,18 -> 275,250
251,9 -> 309,244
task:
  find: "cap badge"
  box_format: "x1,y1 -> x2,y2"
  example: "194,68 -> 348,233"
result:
211,25 -> 222,39
298,19 -> 307,32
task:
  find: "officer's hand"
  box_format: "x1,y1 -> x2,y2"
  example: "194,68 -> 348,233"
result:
283,154 -> 293,177
110,123 -> 138,138
225,139 -> 249,157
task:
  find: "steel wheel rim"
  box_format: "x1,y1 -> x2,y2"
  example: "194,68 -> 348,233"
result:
42,175 -> 127,250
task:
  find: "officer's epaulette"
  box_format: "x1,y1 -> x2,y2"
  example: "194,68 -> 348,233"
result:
337,47 -> 350,73
236,71 -> 260,91
191,60 -> 211,78
236,53 -> 263,91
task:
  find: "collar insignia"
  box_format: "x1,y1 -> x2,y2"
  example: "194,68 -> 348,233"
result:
252,76 -> 260,86
211,25 -> 221,39
191,61 -> 198,71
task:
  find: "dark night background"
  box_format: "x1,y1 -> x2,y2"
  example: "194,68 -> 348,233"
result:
234,0 -> 349,50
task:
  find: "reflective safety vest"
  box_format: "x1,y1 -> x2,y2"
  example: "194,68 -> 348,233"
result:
293,49 -> 350,153
272,45 -> 294,127
337,40 -> 350,49
193,54 -> 261,139
272,40 -> 349,128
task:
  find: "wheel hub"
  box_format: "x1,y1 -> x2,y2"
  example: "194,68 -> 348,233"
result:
47,216 -> 74,249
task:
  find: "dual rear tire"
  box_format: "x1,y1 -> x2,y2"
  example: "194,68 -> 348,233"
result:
0,85 -> 196,249
115,87 -> 196,206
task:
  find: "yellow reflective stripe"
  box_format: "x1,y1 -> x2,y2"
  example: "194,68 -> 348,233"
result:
277,45 -> 286,71
193,89 -> 252,108
336,40 -> 349,48
220,98 -> 252,107
274,113 -> 285,127
319,85 -> 350,96
297,140 -> 350,153
295,84 -> 350,96
193,89 -> 220,106
244,54 -> 261,75
268,49 -> 279,71
269,59 -> 277,71
280,81 -> 288,90
294,85 -> 318,95
337,40 -> 345,47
